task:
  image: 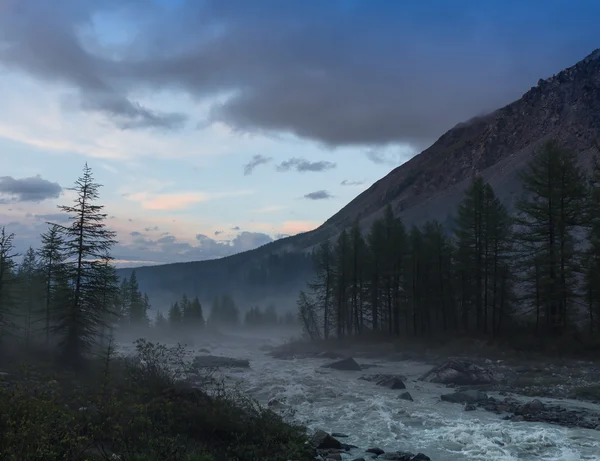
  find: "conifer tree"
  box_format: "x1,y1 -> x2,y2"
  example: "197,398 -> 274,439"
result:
349,219 -> 367,334
0,227 -> 18,341
168,301 -> 182,328
52,163 -> 118,365
583,155 -> 600,335
17,247 -> 43,346
308,241 -> 335,338
38,224 -> 67,345
333,229 -> 350,337
515,141 -> 586,334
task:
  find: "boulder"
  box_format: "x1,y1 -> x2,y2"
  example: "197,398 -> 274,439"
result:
310,430 -> 342,450
372,375 -> 406,389
360,374 -> 407,386
192,355 -> 250,368
322,357 -> 362,371
419,358 -> 496,385
399,392 -> 414,402
381,453 -> 430,461
464,404 -> 477,411
366,447 -> 385,455
441,390 -> 489,404
318,350 -> 344,359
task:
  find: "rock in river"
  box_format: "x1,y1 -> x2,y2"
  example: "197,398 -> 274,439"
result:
322,357 -> 362,371
360,374 -> 406,389
419,358 -> 496,385
310,430 -> 342,449
441,390 -> 489,404
191,355 -> 250,368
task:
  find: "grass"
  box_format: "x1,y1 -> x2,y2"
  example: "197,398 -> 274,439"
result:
0,338 -> 314,461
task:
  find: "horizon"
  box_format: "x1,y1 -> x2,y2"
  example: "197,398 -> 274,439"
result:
2,0 -> 600,268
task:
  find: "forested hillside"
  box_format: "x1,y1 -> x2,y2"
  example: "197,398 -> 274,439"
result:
298,141 -> 600,345
121,49 -> 600,309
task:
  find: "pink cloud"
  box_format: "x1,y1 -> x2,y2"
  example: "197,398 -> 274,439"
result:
125,190 -> 254,211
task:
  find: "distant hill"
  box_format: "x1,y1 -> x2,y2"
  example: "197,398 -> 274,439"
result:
118,48 -> 600,309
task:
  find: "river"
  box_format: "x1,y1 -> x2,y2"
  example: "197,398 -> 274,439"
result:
119,329 -> 600,461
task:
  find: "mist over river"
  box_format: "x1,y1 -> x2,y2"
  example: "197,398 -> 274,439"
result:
119,330 -> 600,461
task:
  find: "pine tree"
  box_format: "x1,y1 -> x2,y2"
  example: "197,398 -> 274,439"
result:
127,271 -> 148,326
0,227 -> 18,341
348,219 -> 367,334
455,176 -> 486,332
96,261 -> 120,348
52,163 -> 118,366
515,141 -> 586,335
308,241 -> 335,339
38,224 -> 67,345
168,301 -> 182,328
17,247 -> 43,346
366,218 -> 386,331
333,229 -> 350,337
583,155 -> 600,335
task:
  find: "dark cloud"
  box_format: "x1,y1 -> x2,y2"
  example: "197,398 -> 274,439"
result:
130,231 -> 142,236
0,1 -> 598,146
144,226 -> 159,232
276,158 -> 336,173
0,175 -> 62,202
304,190 -> 333,200
231,226 -> 241,231
243,154 -> 272,175
214,230 -> 223,235
341,179 -> 364,186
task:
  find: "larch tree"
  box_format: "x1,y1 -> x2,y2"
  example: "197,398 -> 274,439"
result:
0,227 -> 18,342
52,163 -> 118,366
38,224 -> 67,345
515,141 -> 586,334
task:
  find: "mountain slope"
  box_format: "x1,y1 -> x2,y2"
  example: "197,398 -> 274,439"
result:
119,48 -> 600,308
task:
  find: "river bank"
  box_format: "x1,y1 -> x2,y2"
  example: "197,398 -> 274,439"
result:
268,335 -> 600,404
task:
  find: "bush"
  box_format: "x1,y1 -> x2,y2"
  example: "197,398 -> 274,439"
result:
0,339 -> 313,461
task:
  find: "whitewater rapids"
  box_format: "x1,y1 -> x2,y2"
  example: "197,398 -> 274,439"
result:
119,330 -> 600,460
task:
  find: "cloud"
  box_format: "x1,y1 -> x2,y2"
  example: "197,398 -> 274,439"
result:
276,158 -> 336,173
1,1 -> 597,149
130,231 -> 142,236
125,190 -> 254,211
231,226 -> 241,231
303,190 -> 333,200
116,230 -> 274,265
243,154 -> 272,175
341,179 -> 363,186
30,212 -> 72,223
0,175 -> 62,202
214,230 -> 223,235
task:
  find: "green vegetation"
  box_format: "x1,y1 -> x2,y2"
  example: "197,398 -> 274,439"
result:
0,339 -> 312,461
298,140 -> 600,345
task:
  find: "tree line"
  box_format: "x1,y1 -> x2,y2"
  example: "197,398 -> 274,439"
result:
297,140 -> 600,341
0,165 -> 302,367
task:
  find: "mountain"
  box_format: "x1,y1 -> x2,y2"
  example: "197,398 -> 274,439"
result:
118,48 -> 600,310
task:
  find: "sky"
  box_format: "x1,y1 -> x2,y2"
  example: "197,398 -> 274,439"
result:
1,0 -> 599,267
